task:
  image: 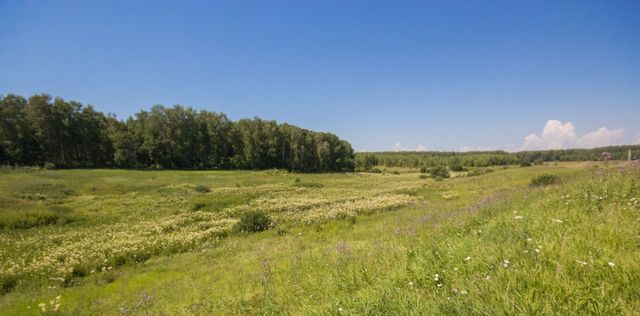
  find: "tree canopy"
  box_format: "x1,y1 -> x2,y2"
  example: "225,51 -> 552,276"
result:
0,93 -> 355,172
354,146 -> 640,170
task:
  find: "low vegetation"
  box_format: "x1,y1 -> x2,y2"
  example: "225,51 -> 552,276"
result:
0,162 -> 638,315
530,173 -> 560,186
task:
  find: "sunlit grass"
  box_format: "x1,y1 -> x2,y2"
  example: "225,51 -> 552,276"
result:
0,162 -> 638,314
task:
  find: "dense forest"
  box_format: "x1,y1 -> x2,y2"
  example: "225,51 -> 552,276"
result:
0,94 -> 355,172
354,145 -> 640,171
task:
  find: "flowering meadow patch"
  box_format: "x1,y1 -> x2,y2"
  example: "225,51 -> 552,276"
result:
0,170 -> 423,287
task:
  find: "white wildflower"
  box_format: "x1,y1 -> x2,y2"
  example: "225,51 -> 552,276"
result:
608,261 -> 615,267
503,260 -> 510,268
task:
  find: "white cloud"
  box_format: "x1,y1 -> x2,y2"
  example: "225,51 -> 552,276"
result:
459,146 -> 493,152
392,143 -> 428,152
521,120 -> 624,150
576,127 -> 624,148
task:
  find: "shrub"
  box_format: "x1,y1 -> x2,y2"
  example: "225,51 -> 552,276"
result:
530,174 -> 559,187
467,168 -> 492,177
193,185 -> 210,193
520,161 -> 532,167
0,274 -> 18,295
419,174 -> 428,179
192,202 -> 206,211
370,168 -> 383,174
391,170 -> 400,175
419,167 -> 427,173
429,166 -> 450,179
235,211 -> 272,233
449,162 -> 465,172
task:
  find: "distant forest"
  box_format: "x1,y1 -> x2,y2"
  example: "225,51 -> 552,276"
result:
0,94 -> 355,172
354,146 -> 640,171
2,93 -> 638,173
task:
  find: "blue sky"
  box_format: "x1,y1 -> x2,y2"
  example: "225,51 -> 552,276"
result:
1,0 -> 639,151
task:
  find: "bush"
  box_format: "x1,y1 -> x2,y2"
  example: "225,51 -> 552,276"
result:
235,211 -> 272,233
449,162 -> 465,172
467,168 -> 493,177
369,168 -> 383,174
419,167 -> 427,173
419,174 -> 428,179
530,174 -> 559,187
391,170 -> 400,175
0,274 -> 18,295
520,161 -> 532,167
193,185 -> 210,193
429,166 -> 450,179
192,202 -> 206,211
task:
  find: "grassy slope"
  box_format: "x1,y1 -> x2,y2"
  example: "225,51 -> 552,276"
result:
0,163 -> 638,315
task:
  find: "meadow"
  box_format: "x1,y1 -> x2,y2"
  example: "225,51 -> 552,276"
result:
0,162 -> 638,315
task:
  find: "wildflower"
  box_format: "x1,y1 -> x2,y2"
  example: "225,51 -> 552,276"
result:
338,307 -> 343,312
434,273 -> 439,281
38,303 -> 46,312
514,215 -> 523,220
409,282 -> 414,286
526,238 -> 533,242
608,261 -> 615,267
464,256 -> 471,261
552,218 -> 564,224
577,260 -> 588,266
503,260 -> 510,268
460,290 -> 468,295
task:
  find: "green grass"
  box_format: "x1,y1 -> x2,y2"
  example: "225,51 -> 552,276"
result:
0,162 -> 638,314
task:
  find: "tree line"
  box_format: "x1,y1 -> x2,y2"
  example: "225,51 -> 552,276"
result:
355,145 -> 640,171
0,94 -> 355,172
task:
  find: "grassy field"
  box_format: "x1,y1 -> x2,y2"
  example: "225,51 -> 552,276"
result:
0,162 -> 638,315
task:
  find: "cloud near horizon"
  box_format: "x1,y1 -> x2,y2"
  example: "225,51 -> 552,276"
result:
392,142 -> 427,152
521,120 -> 624,150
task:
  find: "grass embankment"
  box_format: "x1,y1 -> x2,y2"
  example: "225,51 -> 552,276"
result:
0,162 -> 638,314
